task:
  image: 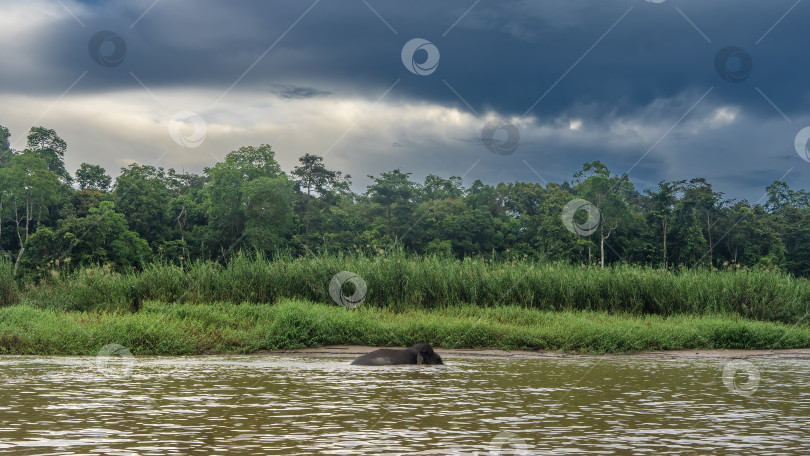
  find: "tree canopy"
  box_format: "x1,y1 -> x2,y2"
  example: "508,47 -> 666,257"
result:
1,123 -> 809,279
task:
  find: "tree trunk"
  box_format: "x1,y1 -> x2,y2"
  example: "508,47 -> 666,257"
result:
600,228 -> 605,268
662,217 -> 667,269
599,219 -> 615,269
13,246 -> 24,275
600,222 -> 607,269
304,184 -> 311,252
707,214 -> 713,267
386,204 -> 391,239
177,201 -> 187,260
12,199 -> 30,275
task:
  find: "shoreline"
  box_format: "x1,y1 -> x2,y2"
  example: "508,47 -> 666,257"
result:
3,300 -> 810,356
268,345 -> 810,360
3,346 -> 810,360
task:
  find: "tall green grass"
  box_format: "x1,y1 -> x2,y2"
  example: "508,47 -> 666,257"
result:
14,251 -> 810,324
0,260 -> 17,306
1,300 -> 808,355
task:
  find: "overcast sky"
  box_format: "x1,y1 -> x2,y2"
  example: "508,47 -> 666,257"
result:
2,0 -> 809,200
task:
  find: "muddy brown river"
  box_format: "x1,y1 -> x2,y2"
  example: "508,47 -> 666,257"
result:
0,354 -> 808,455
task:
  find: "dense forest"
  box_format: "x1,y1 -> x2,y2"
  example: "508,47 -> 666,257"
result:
1,124 -> 809,279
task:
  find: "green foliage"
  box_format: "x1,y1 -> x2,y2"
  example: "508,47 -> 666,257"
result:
366,169 -> 415,239
25,126 -> 71,183
243,176 -> 295,252
425,239 -> 452,257
4,122 -> 810,282
0,260 -> 16,306
75,163 -> 111,191
0,151 -> 67,273
418,174 -> 464,201
573,161 -> 634,267
0,152 -> 64,213
20,201 -> 150,275
204,145 -> 287,254
113,164 -> 173,245
292,153 -> 351,252
70,188 -> 113,218
0,125 -> 10,167
1,300 -> 809,355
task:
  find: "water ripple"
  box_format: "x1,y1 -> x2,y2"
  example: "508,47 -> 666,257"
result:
0,356 -> 808,454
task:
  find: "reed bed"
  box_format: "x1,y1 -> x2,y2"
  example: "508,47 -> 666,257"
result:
4,252 -> 809,325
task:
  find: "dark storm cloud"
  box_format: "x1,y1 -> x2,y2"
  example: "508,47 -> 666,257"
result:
8,0 -> 810,120
270,85 -> 331,100
3,0 -> 810,201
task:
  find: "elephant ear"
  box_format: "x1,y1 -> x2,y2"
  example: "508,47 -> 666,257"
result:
416,352 -> 424,365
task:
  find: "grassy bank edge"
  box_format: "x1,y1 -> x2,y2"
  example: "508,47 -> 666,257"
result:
2,299 -> 809,356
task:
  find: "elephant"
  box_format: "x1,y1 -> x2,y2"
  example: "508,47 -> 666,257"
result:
350,343 -> 444,366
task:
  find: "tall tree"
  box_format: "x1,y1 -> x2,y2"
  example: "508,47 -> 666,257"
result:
0,126 -> 10,245
418,174 -> 464,201
0,125 -> 11,168
76,163 -> 111,191
0,153 -> 62,273
243,176 -> 296,252
25,127 -> 71,183
465,180 -> 500,214
204,145 -> 286,255
645,181 -> 677,268
674,178 -> 723,267
113,164 -> 172,247
366,169 -> 415,240
292,154 -> 350,252
669,184 -> 709,267
166,169 -> 207,260
721,202 -> 785,268
573,162 -> 632,268
765,181 -> 810,275
766,180 -> 809,212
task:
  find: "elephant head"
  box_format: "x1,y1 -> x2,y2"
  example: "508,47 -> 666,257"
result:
412,343 -> 443,365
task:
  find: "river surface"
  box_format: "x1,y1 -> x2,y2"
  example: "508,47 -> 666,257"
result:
0,354 -> 808,455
